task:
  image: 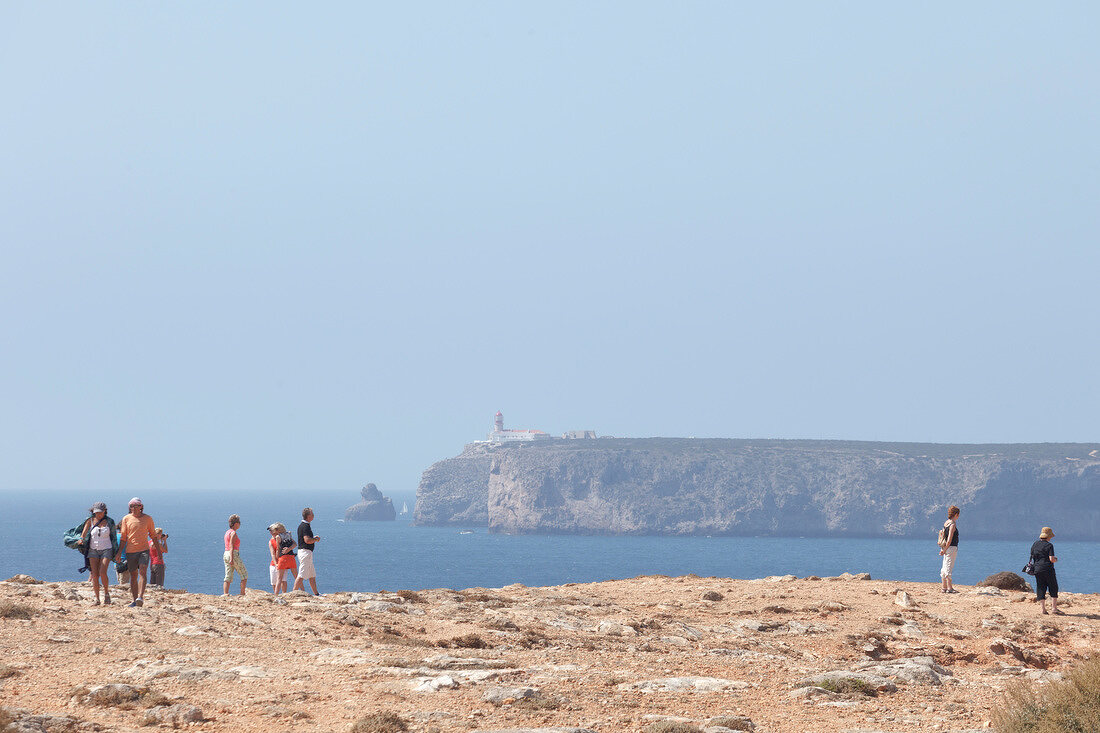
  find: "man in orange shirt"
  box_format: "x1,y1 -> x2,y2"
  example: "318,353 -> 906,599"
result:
115,497 -> 156,607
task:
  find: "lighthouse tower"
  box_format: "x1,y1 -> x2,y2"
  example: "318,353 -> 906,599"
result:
494,411 -> 504,433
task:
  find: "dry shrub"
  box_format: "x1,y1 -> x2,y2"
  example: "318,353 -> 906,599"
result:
642,722 -> 701,733
702,591 -> 724,601
707,716 -> 754,731
374,632 -> 433,648
992,656 -> 1100,732
376,656 -> 414,668
0,602 -> 34,620
395,590 -> 425,604
518,630 -> 550,648
514,695 -> 564,711
485,618 -> 519,631
438,633 -> 490,649
0,708 -> 15,733
0,665 -> 21,679
72,684 -> 169,710
351,711 -> 408,733
811,678 -> 875,696
459,591 -> 506,605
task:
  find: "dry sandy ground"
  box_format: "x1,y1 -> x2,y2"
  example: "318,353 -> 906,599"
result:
2,572 -> 1098,733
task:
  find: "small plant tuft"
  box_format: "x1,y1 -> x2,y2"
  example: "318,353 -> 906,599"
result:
812,678 -> 874,696
351,711 -> 408,733
395,590 -> 426,604
438,633 -> 490,649
992,656 -> 1100,732
707,716 -> 755,731
0,602 -> 35,620
641,722 -> 702,733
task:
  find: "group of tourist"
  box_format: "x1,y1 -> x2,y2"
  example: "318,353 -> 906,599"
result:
78,499 -> 1065,614
77,498 -> 168,607
75,501 -> 321,606
937,506 -> 1062,614
221,507 -> 321,597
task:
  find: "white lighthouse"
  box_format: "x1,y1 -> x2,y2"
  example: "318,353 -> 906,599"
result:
488,411 -> 551,443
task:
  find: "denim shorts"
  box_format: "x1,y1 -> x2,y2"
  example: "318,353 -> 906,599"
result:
88,547 -> 114,559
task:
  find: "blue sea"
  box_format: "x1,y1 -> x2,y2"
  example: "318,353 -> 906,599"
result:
7,489 -> 1100,595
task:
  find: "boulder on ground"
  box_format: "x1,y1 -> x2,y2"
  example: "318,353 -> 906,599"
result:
4,575 -> 42,584
977,572 -> 1032,592
142,704 -> 204,727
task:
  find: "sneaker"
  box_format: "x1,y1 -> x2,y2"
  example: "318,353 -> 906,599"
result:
136,598 -> 144,607
103,595 -> 112,605
127,600 -> 140,608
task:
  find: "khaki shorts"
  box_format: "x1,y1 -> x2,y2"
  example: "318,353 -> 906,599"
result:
223,551 -> 247,583
296,549 -> 316,580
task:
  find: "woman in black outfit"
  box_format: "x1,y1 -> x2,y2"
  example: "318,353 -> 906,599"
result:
1030,526 -> 1060,615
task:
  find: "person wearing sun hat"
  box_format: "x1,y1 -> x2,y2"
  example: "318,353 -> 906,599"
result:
116,497 -> 156,607
79,502 -> 118,605
1029,526 -> 1060,615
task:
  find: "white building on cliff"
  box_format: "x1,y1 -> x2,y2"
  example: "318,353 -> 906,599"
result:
488,411 -> 552,443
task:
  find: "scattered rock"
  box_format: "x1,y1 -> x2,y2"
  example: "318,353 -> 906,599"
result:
142,704 -> 204,727
173,626 -> 218,637
794,671 -> 898,694
474,729 -> 596,733
597,621 -> 636,637
617,677 -> 752,693
483,686 -> 542,705
4,575 -> 42,584
413,674 -> 458,692
852,657 -> 952,685
309,647 -> 373,665
702,591 -> 724,601
894,591 -> 916,609
788,685 -> 839,700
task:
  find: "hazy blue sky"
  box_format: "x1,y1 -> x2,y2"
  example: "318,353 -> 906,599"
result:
2,3 -> 1098,495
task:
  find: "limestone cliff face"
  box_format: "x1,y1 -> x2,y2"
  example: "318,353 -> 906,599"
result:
417,439 -> 1100,539
412,443 -> 494,526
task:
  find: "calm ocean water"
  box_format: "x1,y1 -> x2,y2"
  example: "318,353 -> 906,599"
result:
7,489 -> 1100,595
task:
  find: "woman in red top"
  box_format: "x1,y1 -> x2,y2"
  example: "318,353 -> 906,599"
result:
223,514 -> 247,596
148,527 -> 167,587
267,522 -> 297,596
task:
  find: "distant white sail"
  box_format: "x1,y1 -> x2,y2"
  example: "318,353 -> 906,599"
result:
401,502 -> 409,514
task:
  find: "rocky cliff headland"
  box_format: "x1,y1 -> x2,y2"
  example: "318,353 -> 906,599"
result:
2,572 -> 1097,733
414,439 -> 1100,539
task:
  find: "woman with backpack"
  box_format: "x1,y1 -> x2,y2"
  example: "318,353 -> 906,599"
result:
79,502 -> 118,605
938,505 -> 961,594
267,522 -> 297,596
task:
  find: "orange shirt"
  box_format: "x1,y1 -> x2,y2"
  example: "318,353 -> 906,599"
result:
118,514 -> 156,553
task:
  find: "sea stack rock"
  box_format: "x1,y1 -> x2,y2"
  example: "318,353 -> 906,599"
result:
344,483 -> 397,521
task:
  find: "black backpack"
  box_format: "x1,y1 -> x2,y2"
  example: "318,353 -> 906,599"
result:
278,533 -> 297,557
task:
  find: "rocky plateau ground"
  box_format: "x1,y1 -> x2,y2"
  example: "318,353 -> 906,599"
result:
2,572 -> 1098,733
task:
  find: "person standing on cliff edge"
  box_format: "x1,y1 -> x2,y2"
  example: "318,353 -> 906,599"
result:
293,507 -> 321,595
939,505 -> 960,593
116,498 -> 156,607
